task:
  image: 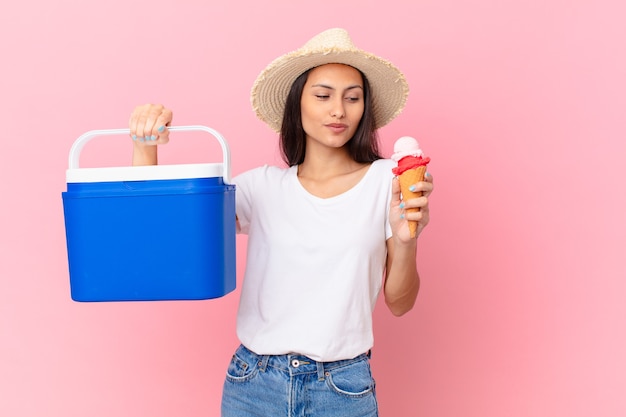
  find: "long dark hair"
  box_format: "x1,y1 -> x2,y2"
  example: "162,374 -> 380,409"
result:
279,66 -> 381,166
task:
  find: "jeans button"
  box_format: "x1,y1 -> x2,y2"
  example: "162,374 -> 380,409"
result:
291,359 -> 300,368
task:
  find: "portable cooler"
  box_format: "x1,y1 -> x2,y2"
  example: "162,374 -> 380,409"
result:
62,126 -> 236,302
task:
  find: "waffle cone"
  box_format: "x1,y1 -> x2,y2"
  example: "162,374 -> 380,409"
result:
398,165 -> 427,238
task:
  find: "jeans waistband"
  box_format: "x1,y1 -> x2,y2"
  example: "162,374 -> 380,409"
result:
238,345 -> 371,380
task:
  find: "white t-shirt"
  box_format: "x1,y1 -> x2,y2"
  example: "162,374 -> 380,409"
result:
233,158 -> 395,361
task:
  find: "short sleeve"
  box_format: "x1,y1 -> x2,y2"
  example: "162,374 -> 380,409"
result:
232,168 -> 258,235
381,160 -> 395,240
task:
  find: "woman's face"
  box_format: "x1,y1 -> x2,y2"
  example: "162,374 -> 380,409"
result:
300,63 -> 365,151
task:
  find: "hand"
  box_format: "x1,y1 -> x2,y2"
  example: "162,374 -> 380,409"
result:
389,173 -> 434,241
128,103 -> 173,145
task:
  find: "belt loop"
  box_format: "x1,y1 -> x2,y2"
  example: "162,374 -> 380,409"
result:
259,354 -> 270,373
316,360 -> 325,381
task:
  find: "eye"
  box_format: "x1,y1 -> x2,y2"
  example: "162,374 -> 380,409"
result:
345,96 -> 361,102
315,94 -> 330,100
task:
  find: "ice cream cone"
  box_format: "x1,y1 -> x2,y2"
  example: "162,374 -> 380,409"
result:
398,165 -> 427,238
391,136 -> 430,238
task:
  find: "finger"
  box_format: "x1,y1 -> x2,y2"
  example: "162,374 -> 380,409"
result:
130,103 -> 155,142
140,104 -> 166,144
404,208 -> 425,223
408,178 -> 433,196
424,172 -> 434,196
391,177 -> 402,207
403,195 -> 429,211
153,108 -> 173,144
405,198 -> 429,220
129,104 -> 149,141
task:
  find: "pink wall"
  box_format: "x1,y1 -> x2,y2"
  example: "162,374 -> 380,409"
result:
2,1 -> 625,416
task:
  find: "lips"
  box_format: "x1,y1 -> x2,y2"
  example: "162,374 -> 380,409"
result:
325,123 -> 348,133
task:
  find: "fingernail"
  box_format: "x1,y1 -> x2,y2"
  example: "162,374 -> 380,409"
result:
150,135 -> 156,141
399,202 -> 405,209
132,134 -> 137,141
139,137 -> 145,142
425,172 -> 431,178
400,214 -> 405,219
157,125 -> 165,133
409,185 -> 416,192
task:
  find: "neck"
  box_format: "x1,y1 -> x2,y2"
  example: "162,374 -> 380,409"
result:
295,146 -> 372,199
298,145 -> 358,178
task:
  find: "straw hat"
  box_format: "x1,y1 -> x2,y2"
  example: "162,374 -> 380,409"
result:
251,28 -> 409,132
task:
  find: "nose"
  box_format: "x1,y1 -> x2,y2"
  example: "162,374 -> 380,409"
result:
330,98 -> 345,119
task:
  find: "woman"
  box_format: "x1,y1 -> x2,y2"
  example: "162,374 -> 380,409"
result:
129,28 -> 433,417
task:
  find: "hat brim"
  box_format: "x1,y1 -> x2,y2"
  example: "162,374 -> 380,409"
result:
251,47 -> 409,133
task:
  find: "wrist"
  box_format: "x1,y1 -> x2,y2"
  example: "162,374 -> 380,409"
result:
132,144 -> 158,166
393,234 -> 417,254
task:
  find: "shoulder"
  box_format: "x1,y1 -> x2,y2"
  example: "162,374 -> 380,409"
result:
372,158 -> 396,173
353,159 -> 395,198
367,159 -> 396,182
233,165 -> 294,188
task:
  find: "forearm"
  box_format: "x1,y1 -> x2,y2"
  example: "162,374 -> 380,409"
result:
384,238 -> 420,316
132,145 -> 158,166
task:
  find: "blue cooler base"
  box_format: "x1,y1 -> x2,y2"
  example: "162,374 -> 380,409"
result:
62,177 -> 236,302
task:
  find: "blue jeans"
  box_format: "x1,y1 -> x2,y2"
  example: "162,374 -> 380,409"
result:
221,344 -> 378,417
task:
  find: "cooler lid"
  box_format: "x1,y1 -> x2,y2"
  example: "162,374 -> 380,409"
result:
66,163 -> 224,183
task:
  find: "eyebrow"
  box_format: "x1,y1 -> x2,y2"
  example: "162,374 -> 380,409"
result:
311,83 -> 363,91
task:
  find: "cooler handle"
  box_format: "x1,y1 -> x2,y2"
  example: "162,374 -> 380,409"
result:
68,125 -> 232,184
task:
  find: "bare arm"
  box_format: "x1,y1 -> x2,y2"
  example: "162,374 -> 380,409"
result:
385,237 -> 420,316
384,174 -> 433,316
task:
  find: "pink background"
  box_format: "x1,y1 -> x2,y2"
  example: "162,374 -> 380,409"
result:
2,0 -> 625,416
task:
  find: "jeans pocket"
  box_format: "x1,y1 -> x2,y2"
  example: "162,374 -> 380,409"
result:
325,359 -> 376,398
225,352 -> 259,383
